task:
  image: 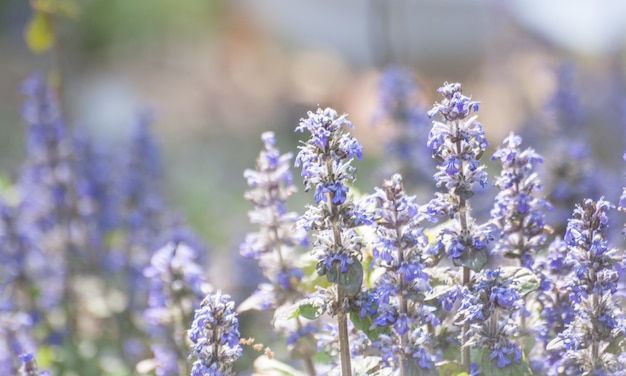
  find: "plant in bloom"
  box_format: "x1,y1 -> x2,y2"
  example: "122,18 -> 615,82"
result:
188,291 -> 242,376
9,54 -> 626,376
426,82 -> 495,370
547,198 -> 626,375
294,107 -> 372,375
457,269 -> 529,372
491,132 -> 551,269
368,173 -> 438,375
531,236 -> 577,373
240,132 -> 317,374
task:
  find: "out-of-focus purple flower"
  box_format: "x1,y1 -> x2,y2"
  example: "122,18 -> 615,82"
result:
121,109 -> 164,248
375,65 -> 435,187
619,150 -> 626,236
71,131 -> 122,258
11,75 -> 71,314
188,291 -> 242,376
241,132 -> 308,308
143,239 -> 211,375
18,74 -> 76,237
240,132 -> 318,363
546,61 -> 583,133
540,62 -> 606,232
0,311 -> 37,375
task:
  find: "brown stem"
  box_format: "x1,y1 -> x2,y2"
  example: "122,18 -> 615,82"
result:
337,285 -> 352,376
461,266 -> 471,369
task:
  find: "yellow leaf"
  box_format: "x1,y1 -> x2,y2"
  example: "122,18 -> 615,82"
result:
24,11 -> 55,53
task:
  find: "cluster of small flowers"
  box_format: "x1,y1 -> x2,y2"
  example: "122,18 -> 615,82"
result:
368,174 -> 438,373
188,291 -> 242,376
247,75 -> 626,376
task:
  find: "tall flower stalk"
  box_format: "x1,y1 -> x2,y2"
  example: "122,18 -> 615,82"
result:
548,198 -> 626,374
295,107 -> 369,376
533,237 -> 577,373
369,174 -> 438,375
426,82 -> 493,369
491,132 -> 551,270
240,131 -> 316,375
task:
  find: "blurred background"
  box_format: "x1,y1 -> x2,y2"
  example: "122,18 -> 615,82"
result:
1,0 -> 626,368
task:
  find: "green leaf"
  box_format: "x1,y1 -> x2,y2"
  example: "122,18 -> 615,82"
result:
399,359 -> 438,376
349,311 -> 388,341
455,248 -> 488,272
501,267 -> 540,297
298,303 -> 321,320
522,333 -> 535,357
298,253 -> 330,293
24,11 -> 55,53
605,334 -> 625,354
475,347 -> 532,376
313,351 -> 332,364
327,256 -> 363,297
272,300 -> 323,324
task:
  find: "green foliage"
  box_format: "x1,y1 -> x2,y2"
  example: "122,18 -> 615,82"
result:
326,256 -> 364,297
501,267 -> 540,298
78,0 -> 222,51
474,347 -> 532,376
349,311 -> 388,342
273,300 -> 324,323
455,248 -> 488,273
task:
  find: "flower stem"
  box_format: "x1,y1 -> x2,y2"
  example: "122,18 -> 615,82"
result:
337,284 -> 352,376
459,193 -> 471,369
462,265 -> 471,369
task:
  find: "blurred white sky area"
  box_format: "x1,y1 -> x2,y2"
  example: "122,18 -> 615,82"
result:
241,0 -> 626,58
507,0 -> 626,55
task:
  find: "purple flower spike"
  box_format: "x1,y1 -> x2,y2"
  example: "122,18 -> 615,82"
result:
491,132 -> 551,268
188,291 -> 242,376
